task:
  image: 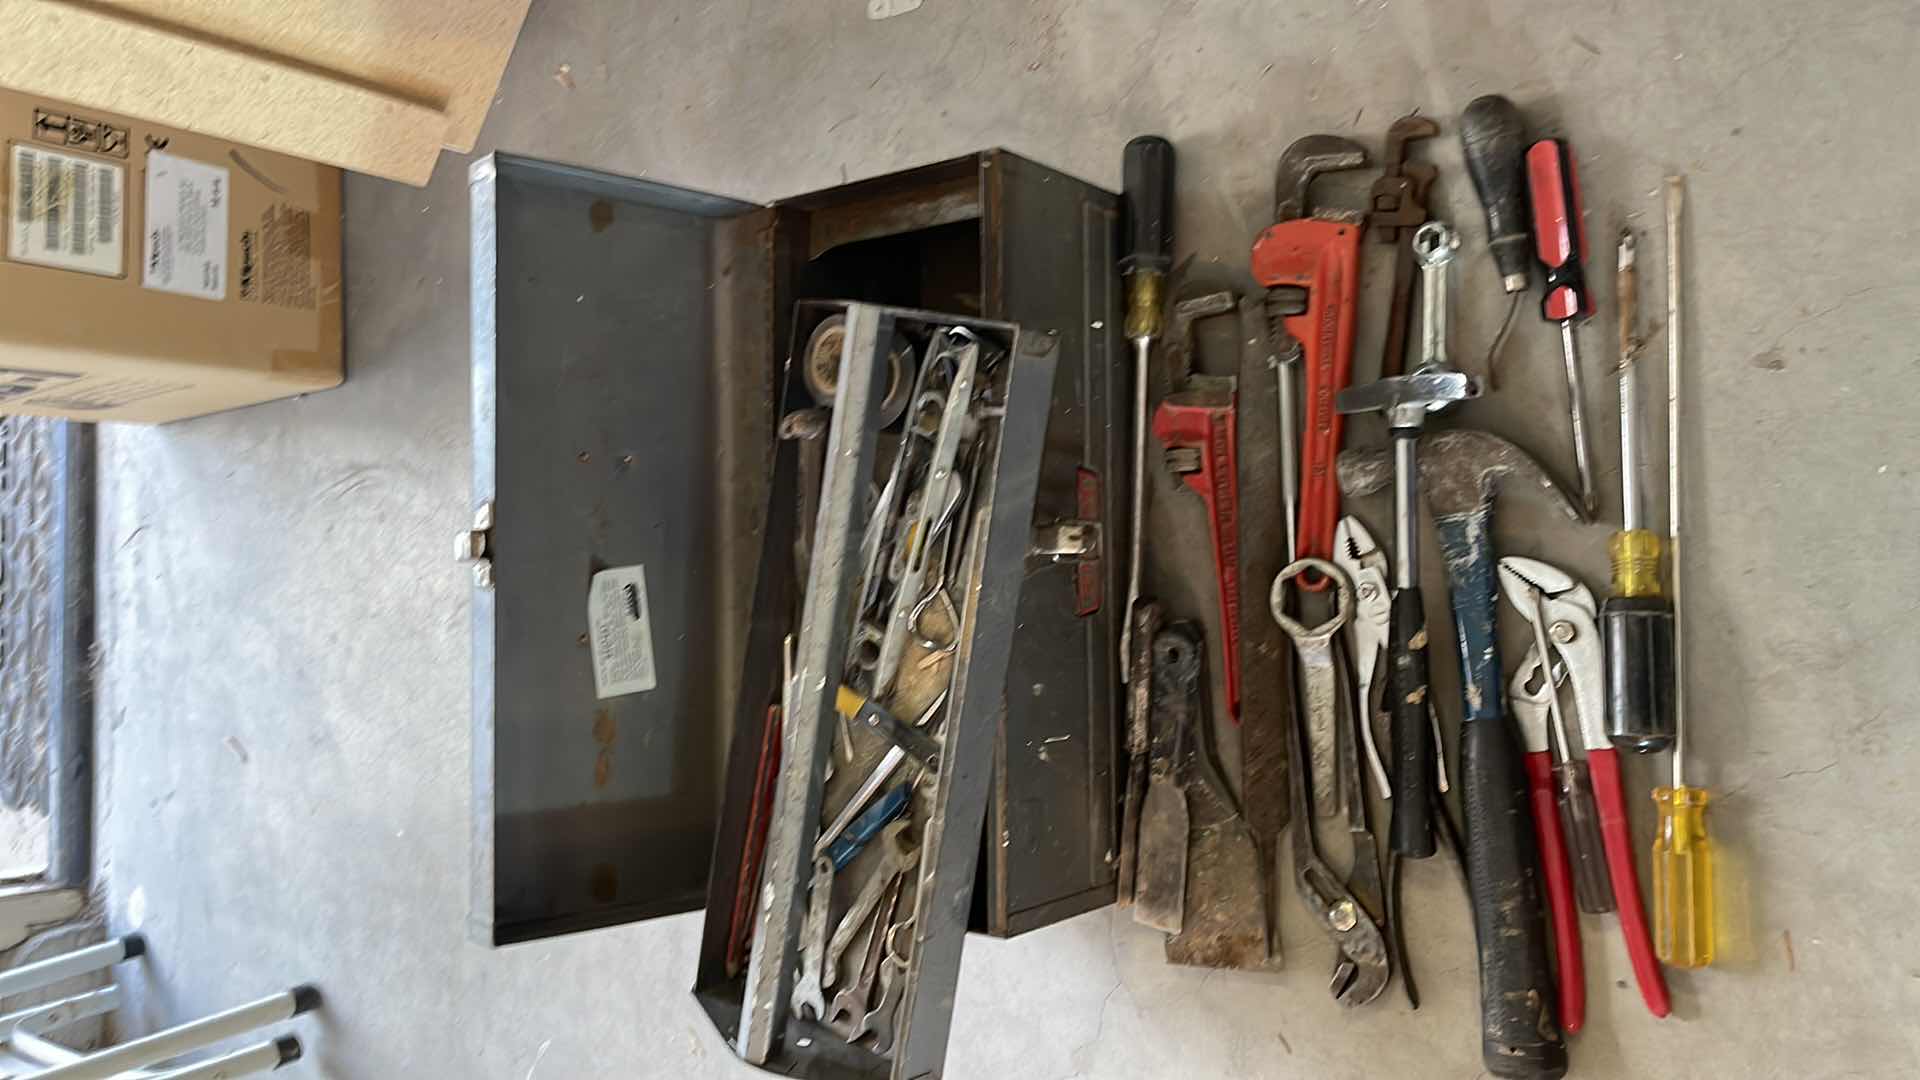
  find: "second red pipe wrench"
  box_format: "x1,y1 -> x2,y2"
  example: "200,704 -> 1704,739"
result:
1152,293 -> 1243,719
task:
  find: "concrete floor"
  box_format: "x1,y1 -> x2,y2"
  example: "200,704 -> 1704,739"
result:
92,0 -> 1920,1077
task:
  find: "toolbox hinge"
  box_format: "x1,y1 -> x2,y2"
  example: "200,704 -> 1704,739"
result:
455,500 -> 495,589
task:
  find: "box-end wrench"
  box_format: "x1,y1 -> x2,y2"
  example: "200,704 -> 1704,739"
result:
1152,291 -> 1241,718
1270,557 -> 1388,1005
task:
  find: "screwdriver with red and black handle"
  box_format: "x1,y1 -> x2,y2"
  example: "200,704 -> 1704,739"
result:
1526,137 -> 1602,520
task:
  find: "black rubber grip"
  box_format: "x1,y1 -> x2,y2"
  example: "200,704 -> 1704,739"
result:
1459,95 -> 1532,289
1387,586 -> 1435,858
1121,135 -> 1175,274
1604,596 -> 1676,754
1461,718 -> 1568,1079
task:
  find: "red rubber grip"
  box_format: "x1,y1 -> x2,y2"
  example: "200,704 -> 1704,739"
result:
1524,750 -> 1585,1034
1586,748 -> 1672,1019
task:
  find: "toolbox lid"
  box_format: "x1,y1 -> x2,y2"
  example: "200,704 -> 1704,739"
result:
466,153 -> 775,945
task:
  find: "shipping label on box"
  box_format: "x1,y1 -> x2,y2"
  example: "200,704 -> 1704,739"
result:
142,149 -> 229,300
8,142 -> 124,277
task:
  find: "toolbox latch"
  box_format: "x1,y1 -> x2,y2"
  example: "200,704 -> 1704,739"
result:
1030,520 -> 1101,560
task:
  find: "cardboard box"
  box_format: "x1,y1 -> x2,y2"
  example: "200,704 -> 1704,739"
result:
0,89 -> 342,423
0,1 -> 531,186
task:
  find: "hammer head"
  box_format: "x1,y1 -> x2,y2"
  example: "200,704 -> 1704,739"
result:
1274,135 -> 1368,223
1336,429 -> 1587,523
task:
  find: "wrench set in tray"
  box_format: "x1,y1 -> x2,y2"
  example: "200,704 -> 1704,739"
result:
781,315 -> 1000,1054
1111,96 -> 1706,1080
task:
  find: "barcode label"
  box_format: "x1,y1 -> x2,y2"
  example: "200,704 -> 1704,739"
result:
14,150 -> 33,226
43,159 -> 61,253
8,144 -> 124,277
95,167 -> 113,244
70,160 -> 87,252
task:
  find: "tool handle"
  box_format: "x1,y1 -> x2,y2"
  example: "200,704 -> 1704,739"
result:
1122,136 -> 1176,275
1555,760 -> 1614,915
1588,749 -> 1673,1016
1462,718 -> 1569,1079
1459,95 -> 1532,292
827,784 -> 912,871
1652,784 -> 1715,967
1603,595 -> 1676,754
1523,750 -> 1585,1035
1525,138 -> 1591,322
1434,514 -> 1503,725
1387,586 -> 1436,857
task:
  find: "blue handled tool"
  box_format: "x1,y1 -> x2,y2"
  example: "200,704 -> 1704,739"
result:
827,784 -> 911,871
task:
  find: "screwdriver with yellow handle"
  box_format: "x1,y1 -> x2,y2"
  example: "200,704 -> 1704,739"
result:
1649,175 -> 1713,968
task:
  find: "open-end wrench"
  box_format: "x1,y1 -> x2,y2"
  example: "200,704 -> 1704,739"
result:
1152,291 -> 1243,719
822,821 -> 914,992
1270,557 -> 1388,1005
860,918 -> 914,1054
1251,135 -> 1370,589
825,874 -> 902,1034
789,854 -> 836,1021
1371,114 -> 1442,380
873,330 -> 982,696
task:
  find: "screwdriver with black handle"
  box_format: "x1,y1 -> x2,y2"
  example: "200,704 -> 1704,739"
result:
1606,227 -> 1676,754
1459,95 -> 1530,386
1119,135 -> 1174,680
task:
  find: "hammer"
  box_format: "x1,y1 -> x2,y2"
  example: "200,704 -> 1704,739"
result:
1339,429 -> 1583,1080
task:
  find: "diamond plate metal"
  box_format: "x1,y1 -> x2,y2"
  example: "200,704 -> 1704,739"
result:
0,416 -> 58,813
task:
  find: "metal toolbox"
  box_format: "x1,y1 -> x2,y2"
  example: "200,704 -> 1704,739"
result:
466,151 -> 1124,1074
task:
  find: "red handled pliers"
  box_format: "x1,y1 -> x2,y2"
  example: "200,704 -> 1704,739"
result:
1501,557 -> 1671,1029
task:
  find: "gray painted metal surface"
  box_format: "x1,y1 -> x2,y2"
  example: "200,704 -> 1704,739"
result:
468,153 -> 773,945
0,416 -> 90,887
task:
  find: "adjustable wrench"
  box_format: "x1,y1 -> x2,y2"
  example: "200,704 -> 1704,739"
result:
1151,291 -> 1243,718
1251,135 -> 1369,588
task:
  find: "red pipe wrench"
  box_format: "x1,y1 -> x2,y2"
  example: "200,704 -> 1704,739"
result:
1250,135 -> 1369,587
1151,293 -> 1241,719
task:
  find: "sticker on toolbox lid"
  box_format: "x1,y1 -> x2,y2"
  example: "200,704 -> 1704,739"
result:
8,143 -> 125,277
588,565 -> 660,699
142,150 -> 229,300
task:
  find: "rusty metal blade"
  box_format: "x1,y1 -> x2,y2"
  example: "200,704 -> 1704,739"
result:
1166,677 -> 1274,969
1132,783 -> 1189,933
1133,622 -> 1201,934
1235,296 -> 1292,961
